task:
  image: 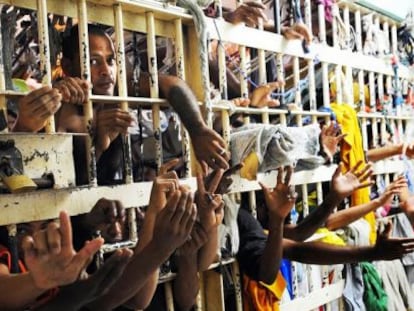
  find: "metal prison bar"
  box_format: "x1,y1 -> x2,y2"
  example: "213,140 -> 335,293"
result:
0,0 -> 413,310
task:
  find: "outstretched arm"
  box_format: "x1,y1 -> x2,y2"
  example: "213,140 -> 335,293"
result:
325,176 -> 407,230
139,73 -> 230,171
283,222 -> 414,264
283,161 -> 373,241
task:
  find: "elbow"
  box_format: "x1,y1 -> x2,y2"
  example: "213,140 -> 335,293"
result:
257,269 -> 278,285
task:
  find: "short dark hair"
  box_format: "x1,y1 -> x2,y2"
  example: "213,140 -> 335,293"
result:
62,24 -> 109,60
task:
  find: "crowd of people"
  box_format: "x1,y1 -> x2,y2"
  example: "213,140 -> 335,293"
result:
1,1 -> 414,310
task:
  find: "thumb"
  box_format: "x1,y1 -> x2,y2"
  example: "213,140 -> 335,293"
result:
381,222 -> 392,239
259,181 -> 270,196
71,237 -> 104,270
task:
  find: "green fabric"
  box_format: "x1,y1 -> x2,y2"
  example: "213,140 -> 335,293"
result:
360,262 -> 388,311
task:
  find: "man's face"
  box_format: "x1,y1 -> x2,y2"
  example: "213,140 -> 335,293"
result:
88,34 -> 117,96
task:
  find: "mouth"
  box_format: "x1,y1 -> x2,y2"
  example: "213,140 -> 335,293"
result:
96,80 -> 114,89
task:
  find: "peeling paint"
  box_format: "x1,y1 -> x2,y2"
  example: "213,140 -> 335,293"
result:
23,150 -> 50,165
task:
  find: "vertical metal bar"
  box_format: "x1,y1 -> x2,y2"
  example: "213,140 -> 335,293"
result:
368,71 -> 378,148
78,0 -> 97,186
331,3 -> 339,48
0,11 -> 7,134
164,282 -> 175,311
293,56 -> 301,108
383,21 -> 390,54
37,0 -> 55,133
231,261 -> 243,311
391,24 -> 397,55
239,45 -> 249,124
146,12 -> 163,171
114,3 -> 133,185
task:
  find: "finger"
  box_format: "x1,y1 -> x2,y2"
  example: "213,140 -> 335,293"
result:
358,167 -> 374,182
284,29 -> 303,40
206,157 -> 221,171
59,210 -> 73,250
180,192 -> 195,228
23,86 -> 53,102
46,222 -> 62,255
197,172 -> 206,194
70,237 -> 104,274
55,83 -> 71,103
356,181 -> 375,190
336,133 -> 347,143
224,163 -> 244,177
350,160 -> 364,174
266,99 -> 280,107
164,190 -> 182,220
32,230 -> 49,257
22,236 -> 36,260
207,169 -> 225,193
284,166 -> 293,186
212,153 -> 230,171
277,167 -> 283,185
159,158 -> 181,175
184,203 -> 197,235
171,191 -> 188,225
259,181 -> 270,196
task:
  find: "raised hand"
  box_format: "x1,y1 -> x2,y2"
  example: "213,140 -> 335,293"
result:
223,1 -> 268,27
159,158 -> 182,176
147,171 -> 180,215
249,81 -> 284,108
259,166 -> 297,221
152,188 -> 197,253
95,108 -> 133,158
41,248 -> 133,311
22,211 -> 104,290
320,122 -> 347,160
13,86 -> 62,132
204,163 -> 243,195
375,176 -> 407,207
373,222 -> 414,260
82,198 -> 126,243
331,161 -> 374,199
196,171 -> 225,232
190,126 -> 230,173
282,22 -> 313,44
53,77 -> 90,105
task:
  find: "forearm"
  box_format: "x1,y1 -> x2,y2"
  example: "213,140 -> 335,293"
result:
366,143 -> 402,162
159,75 -> 206,133
284,193 -> 341,241
173,253 -> 200,311
283,239 -> 375,264
325,200 -> 381,231
258,217 -> 284,284
86,240 -> 171,310
197,228 -> 218,271
0,273 -> 46,310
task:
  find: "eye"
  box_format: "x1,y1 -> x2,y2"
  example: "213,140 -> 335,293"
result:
90,58 -> 99,66
107,57 -> 116,66
17,224 -> 31,236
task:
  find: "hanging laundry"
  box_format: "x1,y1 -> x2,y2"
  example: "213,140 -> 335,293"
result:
330,103 -> 375,243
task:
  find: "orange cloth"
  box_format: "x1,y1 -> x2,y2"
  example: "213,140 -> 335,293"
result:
243,272 -> 286,311
330,103 -> 376,243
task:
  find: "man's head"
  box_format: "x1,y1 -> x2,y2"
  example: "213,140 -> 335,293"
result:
62,24 -> 117,96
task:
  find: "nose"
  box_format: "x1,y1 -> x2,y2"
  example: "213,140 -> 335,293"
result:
107,221 -> 123,241
99,62 -> 111,77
